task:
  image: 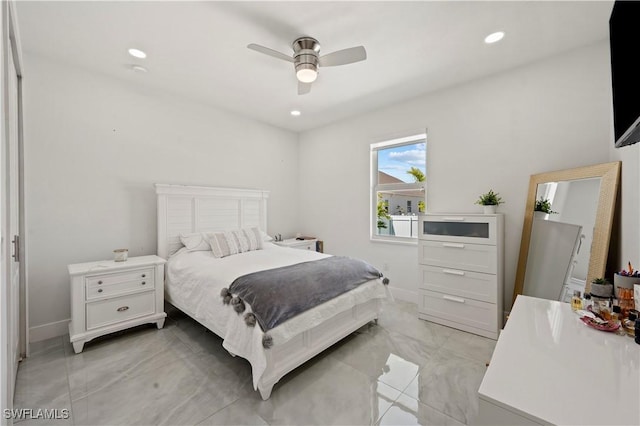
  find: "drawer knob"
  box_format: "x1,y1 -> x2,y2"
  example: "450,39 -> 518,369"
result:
98,280 -> 103,285
117,306 -> 129,312
141,274 -> 146,278
98,289 -> 103,293
141,281 -> 146,285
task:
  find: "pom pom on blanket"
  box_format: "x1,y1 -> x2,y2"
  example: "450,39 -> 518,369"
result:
223,294 -> 232,305
382,277 -> 390,285
244,313 -> 257,327
262,334 -> 273,349
220,288 -> 229,298
233,299 -> 246,314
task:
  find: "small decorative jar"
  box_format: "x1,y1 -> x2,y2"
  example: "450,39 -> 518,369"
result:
113,248 -> 128,262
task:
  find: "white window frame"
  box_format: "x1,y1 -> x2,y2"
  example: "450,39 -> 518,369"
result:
370,133 -> 426,244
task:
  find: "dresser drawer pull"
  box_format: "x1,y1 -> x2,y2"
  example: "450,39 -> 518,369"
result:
442,243 -> 465,249
141,274 -> 146,278
443,295 -> 466,304
443,217 -> 465,221
443,269 -> 465,276
98,289 -> 103,293
98,280 -> 103,285
117,306 -> 129,312
141,281 -> 146,285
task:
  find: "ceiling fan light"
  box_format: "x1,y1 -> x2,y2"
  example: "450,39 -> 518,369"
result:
296,67 -> 318,83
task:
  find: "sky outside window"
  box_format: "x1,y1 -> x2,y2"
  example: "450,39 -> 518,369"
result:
378,142 -> 426,182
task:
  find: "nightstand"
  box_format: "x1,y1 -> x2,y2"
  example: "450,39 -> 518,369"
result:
68,255 -> 167,353
274,238 -> 318,251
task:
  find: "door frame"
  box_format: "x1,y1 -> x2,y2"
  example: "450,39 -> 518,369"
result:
1,0 -> 26,421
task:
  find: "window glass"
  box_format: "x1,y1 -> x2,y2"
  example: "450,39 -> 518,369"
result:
372,136 -> 426,241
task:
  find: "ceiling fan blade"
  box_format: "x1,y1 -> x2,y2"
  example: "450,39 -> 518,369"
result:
247,43 -> 294,63
319,46 -> 367,67
298,81 -> 312,95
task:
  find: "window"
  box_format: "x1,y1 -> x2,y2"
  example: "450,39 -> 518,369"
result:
371,133 -> 426,241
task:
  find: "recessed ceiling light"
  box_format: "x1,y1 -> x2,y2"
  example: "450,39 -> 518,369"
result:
131,65 -> 148,73
128,48 -> 147,59
290,110 -> 301,117
484,31 -> 505,44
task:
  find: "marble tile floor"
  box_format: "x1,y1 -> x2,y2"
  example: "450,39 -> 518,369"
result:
14,300 -> 496,426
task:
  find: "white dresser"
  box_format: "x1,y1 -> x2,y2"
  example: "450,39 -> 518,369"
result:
418,214 -> 504,339
477,295 -> 640,425
68,255 -> 167,353
274,238 -> 318,251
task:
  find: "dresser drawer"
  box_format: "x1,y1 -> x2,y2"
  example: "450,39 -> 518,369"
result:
420,215 -> 497,245
419,241 -> 496,274
85,268 -> 154,301
86,291 -> 156,330
420,265 -> 497,303
419,289 -> 497,332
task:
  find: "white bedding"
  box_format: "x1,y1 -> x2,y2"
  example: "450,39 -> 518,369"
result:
166,242 -> 388,390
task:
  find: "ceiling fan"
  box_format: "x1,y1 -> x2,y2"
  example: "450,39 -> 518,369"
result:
247,37 -> 367,95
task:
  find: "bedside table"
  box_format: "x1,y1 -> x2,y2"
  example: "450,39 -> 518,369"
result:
68,255 -> 167,353
274,238 -> 318,251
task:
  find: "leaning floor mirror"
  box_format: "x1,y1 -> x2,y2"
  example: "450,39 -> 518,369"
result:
513,161 -> 621,304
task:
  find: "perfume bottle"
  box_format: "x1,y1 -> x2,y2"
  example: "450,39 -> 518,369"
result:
571,290 -> 583,311
612,306 -> 626,335
582,293 -> 592,311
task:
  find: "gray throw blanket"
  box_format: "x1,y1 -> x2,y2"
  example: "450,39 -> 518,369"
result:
226,256 -> 382,333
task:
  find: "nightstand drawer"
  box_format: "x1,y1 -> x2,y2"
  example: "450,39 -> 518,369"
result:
296,241 -> 316,251
419,289 -> 497,332
85,268 -> 154,301
420,265 -> 497,303
86,291 -> 155,330
419,241 -> 496,274
274,238 -> 318,251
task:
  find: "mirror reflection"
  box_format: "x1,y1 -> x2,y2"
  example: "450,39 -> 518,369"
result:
523,178 -> 601,302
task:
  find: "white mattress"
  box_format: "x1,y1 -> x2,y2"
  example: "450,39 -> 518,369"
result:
166,242 -> 388,389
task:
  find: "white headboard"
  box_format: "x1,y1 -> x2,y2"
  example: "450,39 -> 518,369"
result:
155,184 -> 269,259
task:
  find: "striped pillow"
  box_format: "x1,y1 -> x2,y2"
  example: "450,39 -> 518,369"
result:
208,227 -> 263,258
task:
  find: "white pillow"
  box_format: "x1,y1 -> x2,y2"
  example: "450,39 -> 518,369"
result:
260,230 -> 274,242
179,233 -> 211,252
208,227 -> 263,258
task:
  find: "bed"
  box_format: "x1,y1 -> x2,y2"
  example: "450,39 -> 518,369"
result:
156,184 -> 389,400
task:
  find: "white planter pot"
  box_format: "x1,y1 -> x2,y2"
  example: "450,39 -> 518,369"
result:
534,211 -> 549,220
483,205 -> 497,214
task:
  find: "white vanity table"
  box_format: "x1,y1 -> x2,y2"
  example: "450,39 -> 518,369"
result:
477,295 -> 639,425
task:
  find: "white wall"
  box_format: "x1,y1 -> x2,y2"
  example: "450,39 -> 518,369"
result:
23,54 -> 300,340
609,137 -> 640,272
298,42 -> 613,309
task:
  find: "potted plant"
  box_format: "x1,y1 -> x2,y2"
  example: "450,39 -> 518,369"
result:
475,189 -> 503,214
534,198 -> 557,219
590,277 -> 613,298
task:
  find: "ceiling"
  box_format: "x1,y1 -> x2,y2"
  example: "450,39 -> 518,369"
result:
16,1 -> 613,132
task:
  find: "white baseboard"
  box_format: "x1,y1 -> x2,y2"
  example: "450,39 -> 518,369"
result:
388,286 -> 418,303
29,319 -> 69,343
